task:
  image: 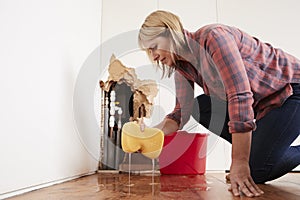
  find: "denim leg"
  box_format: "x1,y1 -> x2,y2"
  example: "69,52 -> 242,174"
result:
192,94 -> 231,143
192,91 -> 300,184
250,89 -> 300,183
266,145 -> 300,181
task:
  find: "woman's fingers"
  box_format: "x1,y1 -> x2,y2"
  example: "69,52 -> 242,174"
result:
245,180 -> 258,196
228,177 -> 263,197
243,180 -> 258,197
228,182 -> 240,196
249,177 -> 264,195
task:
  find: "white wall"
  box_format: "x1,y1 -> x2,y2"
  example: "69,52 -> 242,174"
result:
0,0 -> 101,197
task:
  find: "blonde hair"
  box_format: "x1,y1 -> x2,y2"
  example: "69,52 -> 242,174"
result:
138,10 -> 189,77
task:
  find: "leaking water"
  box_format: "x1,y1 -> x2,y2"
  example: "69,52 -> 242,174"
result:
151,158 -> 155,197
149,159 -> 159,186
152,158 -> 155,184
126,153 -> 134,187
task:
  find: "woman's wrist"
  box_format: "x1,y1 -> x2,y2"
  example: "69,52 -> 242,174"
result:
231,131 -> 252,162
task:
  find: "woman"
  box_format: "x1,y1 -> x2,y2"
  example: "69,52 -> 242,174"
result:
138,10 -> 300,197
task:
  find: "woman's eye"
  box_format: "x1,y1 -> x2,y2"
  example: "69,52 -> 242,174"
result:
147,45 -> 157,54
150,45 -> 157,50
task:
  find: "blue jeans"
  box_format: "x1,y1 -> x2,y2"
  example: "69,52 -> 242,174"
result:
192,83 -> 300,183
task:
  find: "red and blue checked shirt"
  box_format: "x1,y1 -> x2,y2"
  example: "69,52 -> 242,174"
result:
166,24 -> 300,133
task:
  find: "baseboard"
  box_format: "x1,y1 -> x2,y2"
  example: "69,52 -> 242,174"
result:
0,171 -> 96,200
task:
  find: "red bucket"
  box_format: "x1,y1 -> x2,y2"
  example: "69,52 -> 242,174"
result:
159,131 -> 208,175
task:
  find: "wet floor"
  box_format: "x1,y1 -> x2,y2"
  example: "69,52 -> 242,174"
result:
7,172 -> 300,200
97,173 -> 210,199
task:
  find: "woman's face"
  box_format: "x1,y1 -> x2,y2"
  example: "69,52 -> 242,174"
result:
143,36 -> 175,67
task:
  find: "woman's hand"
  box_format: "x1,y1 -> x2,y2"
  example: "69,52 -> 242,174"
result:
230,132 -> 264,197
228,160 -> 264,197
154,118 -> 179,135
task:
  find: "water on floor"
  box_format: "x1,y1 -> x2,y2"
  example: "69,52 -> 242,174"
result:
97,172 -> 209,199
7,172 -> 300,200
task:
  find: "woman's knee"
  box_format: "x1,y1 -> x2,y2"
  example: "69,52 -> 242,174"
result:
251,169 -> 270,184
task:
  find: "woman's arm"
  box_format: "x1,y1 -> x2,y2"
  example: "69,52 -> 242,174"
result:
205,26 -> 256,134
204,26 -> 262,197
165,70 -> 194,131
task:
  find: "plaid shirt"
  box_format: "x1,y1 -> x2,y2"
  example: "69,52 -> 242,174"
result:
166,24 -> 300,133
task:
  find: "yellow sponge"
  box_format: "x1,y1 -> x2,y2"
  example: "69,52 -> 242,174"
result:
121,121 -> 164,159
